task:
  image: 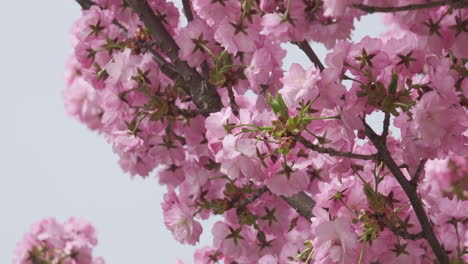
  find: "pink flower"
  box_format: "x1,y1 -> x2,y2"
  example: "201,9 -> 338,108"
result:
261,14 -> 290,42
205,107 -> 234,142
164,203 -> 203,245
64,75 -> 103,131
258,254 -> 279,264
244,41 -> 286,91
216,134 -> 264,180
192,0 -> 239,26
280,63 -> 320,109
108,130 -> 144,153
411,91 -> 467,155
313,218 -> 358,264
212,222 -> 257,260
175,19 -> 216,67
265,160 -> 310,196
259,0 -> 276,12
14,218 -> 103,264
193,246 -> 223,264
214,18 -> 260,54
317,68 -> 346,109
323,0 -> 350,17
105,49 -> 143,86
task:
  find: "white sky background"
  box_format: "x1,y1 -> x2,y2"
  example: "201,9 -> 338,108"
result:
0,1 -> 385,263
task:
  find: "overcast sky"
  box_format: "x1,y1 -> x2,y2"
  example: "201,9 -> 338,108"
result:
0,2 -> 384,263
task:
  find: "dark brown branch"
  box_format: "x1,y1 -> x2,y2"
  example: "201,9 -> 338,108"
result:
361,119 -> 449,264
281,192 -> 316,221
75,0 -> 94,9
227,86 -> 239,116
412,159 -> 428,184
298,136 -> 377,161
125,0 -> 222,114
175,108 -> 202,118
181,0 -> 194,21
352,0 -> 468,14
292,40 -> 325,71
148,49 -> 179,80
125,0 -> 180,62
386,223 -> 425,241
381,112 -> 390,143
234,186 -> 269,209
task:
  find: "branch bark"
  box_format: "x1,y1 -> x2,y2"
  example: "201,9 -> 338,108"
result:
125,0 -> 223,114
352,0 -> 468,13
234,186 -> 269,209
281,192 -> 316,221
412,159 -> 428,184
381,112 -> 390,144
181,0 -> 194,21
147,49 -> 179,79
75,0 -> 94,9
298,136 -> 377,161
292,40 -> 324,71
362,119 -> 449,264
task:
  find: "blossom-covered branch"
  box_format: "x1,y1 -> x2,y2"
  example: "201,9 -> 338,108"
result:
298,136 -> 377,161
353,0 -> 468,13
125,0 -> 222,114
56,0 -> 468,263
362,119 -> 450,264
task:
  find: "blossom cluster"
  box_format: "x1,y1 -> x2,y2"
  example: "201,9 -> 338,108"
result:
14,218 -> 104,264
56,0 -> 468,263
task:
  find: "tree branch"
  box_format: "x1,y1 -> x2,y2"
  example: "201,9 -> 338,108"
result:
297,136 -> 377,161
381,112 -> 390,143
181,0 -> 194,21
147,49 -> 179,79
352,0 -> 468,14
386,223 -> 425,241
234,186 -> 269,209
412,159 -> 428,184
227,86 -> 239,116
281,192 -> 316,221
125,0 -> 223,114
292,40 -> 324,72
75,0 -> 94,9
361,119 -> 449,264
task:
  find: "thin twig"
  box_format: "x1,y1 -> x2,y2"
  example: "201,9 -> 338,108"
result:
292,40 -> 325,71
233,186 -> 269,209
297,136 -> 377,161
381,112 -> 390,144
361,118 -> 449,264
386,223 -> 425,241
352,0 -> 468,14
412,159 -> 428,184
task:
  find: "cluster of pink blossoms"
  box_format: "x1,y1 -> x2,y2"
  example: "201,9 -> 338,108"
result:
41,0 -> 468,263
14,218 -> 104,264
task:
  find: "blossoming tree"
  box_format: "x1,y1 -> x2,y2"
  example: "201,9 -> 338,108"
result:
14,0 -> 468,263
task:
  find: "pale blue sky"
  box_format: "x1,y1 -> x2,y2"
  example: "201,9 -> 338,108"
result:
0,2 -> 384,263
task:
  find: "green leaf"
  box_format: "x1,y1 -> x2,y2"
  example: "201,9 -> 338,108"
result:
388,73 -> 398,95
268,93 -> 289,122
